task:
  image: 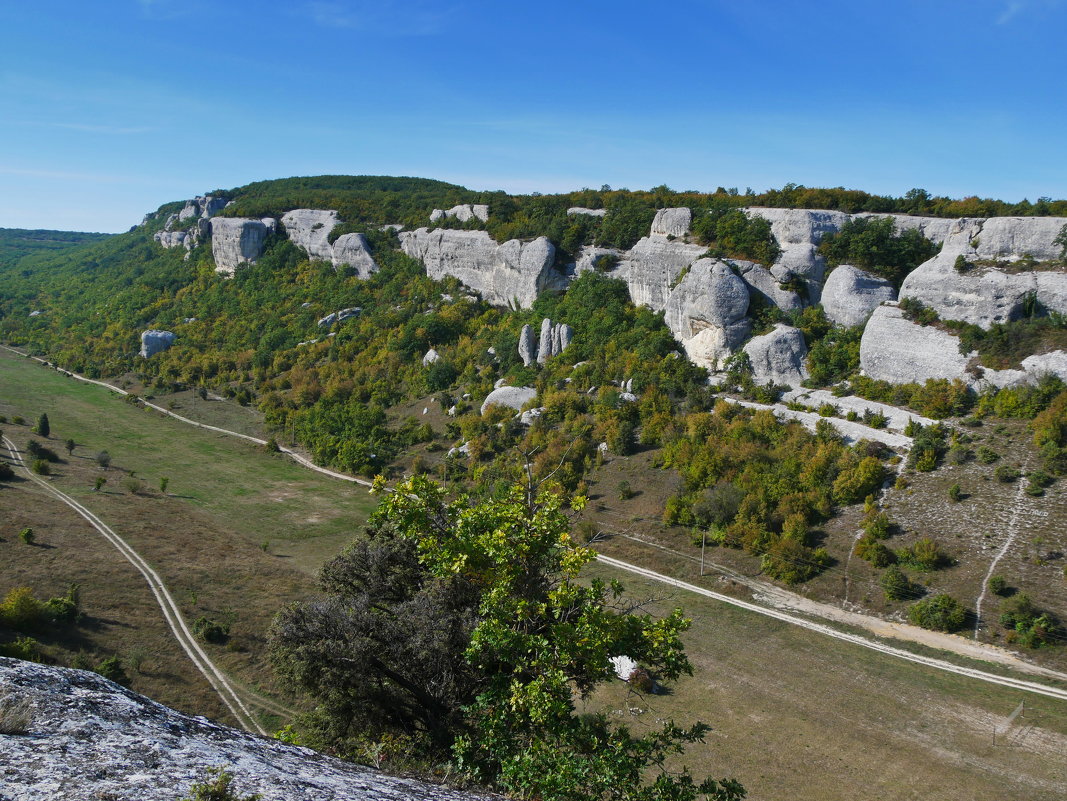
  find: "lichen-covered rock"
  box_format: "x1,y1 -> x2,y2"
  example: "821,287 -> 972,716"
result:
281,209 -> 340,263
400,228 -> 561,308
210,217 -> 273,277
821,264 -> 897,327
663,259 -> 750,369
0,657 -> 491,801
139,330 -> 175,358
480,386 -> 537,415
650,207 -> 692,238
859,304 -> 975,384
331,233 -> 379,277
567,207 -> 607,217
743,324 -> 809,386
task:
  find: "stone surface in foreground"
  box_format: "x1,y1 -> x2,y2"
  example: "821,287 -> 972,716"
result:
0,657 -> 492,801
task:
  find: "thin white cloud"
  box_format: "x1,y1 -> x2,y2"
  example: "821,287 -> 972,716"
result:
304,1 -> 454,35
0,166 -> 142,184
49,122 -> 156,135
998,1 -> 1025,23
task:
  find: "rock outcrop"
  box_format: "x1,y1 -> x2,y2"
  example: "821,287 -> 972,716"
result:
615,237 -> 708,311
155,197 -> 227,252
276,209 -> 380,275
821,264 -> 897,327
480,385 -> 537,415
899,217 -> 1067,327
526,318 -> 573,364
331,233 -> 378,277
139,330 -> 175,358
429,204 -> 489,223
734,261 -> 804,312
179,195 -> 228,222
663,259 -> 750,369
281,209 -> 339,263
859,304 -> 975,384
317,307 -> 361,328
210,217 -> 276,277
422,348 -> 440,366
744,207 -> 848,290
743,324 -> 809,386
400,229 -> 562,308
650,207 -> 691,238
567,207 -> 607,217
0,657 -> 490,801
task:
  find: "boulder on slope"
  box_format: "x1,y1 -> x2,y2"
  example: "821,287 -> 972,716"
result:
281,209 -> 340,263
139,330 -> 175,358
650,207 -> 692,238
859,303 -> 975,384
743,324 -> 810,386
663,259 -> 751,370
820,264 -> 897,327
480,386 -> 537,415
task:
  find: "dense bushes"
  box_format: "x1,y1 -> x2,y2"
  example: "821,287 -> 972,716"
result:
818,217 -> 938,286
908,593 -> 967,632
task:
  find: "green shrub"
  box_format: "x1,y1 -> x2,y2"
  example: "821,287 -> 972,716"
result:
94,656 -> 130,686
994,464 -> 1021,483
999,594 -> 1059,648
977,446 -> 999,464
0,462 -> 13,481
880,565 -> 915,601
856,537 -> 895,568
30,458 -> 49,476
909,593 -> 967,632
988,575 -> 1009,596
617,480 -> 635,500
179,767 -> 262,801
19,528 -> 34,545
192,616 -> 230,644
897,537 -> 951,571
948,483 -> 963,502
760,539 -> 832,585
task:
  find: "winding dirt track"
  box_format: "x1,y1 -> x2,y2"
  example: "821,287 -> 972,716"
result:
1,433 -> 268,735
6,345 -> 1067,705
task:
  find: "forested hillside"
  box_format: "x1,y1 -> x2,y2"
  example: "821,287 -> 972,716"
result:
0,227 -> 111,269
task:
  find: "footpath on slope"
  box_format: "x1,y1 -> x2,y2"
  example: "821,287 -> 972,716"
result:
1,434 -> 268,735
7,345 -> 1067,699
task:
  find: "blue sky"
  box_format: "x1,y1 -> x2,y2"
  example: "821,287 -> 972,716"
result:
1,0 -> 1065,232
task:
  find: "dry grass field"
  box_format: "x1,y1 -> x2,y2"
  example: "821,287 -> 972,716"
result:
0,349 -> 378,728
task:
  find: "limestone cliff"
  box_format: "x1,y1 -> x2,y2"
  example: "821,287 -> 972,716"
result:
399,228 -> 562,308
210,217 -> 276,277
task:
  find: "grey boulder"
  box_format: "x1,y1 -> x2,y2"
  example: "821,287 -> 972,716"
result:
139,330 -> 175,358
821,264 -> 897,327
743,324 -> 810,387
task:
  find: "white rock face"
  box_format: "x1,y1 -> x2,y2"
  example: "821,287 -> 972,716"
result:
734,261 -> 804,312
331,233 -> 379,277
210,217 -> 274,277
745,207 -> 849,286
430,204 -> 489,223
400,228 -> 562,308
518,323 -> 537,366
317,307 -> 361,328
281,209 -> 340,263
537,318 -> 554,365
139,330 -> 175,358
567,207 -> 607,217
899,217 -> 1067,326
616,237 -> 708,311
821,264 -> 897,327
574,246 -> 625,275
650,207 -> 691,238
743,324 -> 809,386
480,385 -> 537,415
663,259 -> 750,369
0,657 -> 490,801
859,304 -> 975,384
422,347 -> 440,366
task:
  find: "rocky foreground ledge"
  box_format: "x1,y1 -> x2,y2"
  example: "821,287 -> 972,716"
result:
0,658 -> 492,801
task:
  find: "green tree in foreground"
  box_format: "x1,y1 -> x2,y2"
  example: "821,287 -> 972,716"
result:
33,413 -> 49,437
271,476 -> 743,801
